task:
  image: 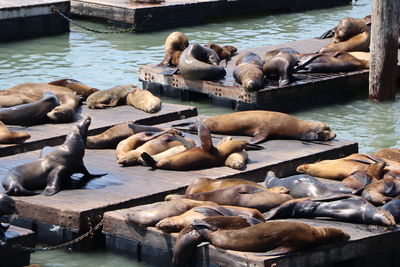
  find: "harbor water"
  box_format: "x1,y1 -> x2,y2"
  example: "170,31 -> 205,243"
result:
1,0 -> 399,266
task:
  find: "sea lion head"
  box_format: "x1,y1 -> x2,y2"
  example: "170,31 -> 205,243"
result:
47,106 -> 75,122
75,116 -> 91,139
318,226 -> 350,244
301,122 -> 336,141
333,17 -> 367,43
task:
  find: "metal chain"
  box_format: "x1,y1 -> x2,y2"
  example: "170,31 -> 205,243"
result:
12,217 -> 104,253
52,8 -> 135,34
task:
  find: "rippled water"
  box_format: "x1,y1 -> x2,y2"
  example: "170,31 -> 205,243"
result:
2,0 -> 399,266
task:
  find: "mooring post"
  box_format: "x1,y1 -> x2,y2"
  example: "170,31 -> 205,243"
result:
369,0 -> 399,101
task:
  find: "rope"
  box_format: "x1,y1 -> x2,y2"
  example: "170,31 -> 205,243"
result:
52,8 -> 135,34
12,217 -> 104,253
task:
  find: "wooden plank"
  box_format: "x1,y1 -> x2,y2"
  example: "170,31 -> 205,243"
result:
0,103 -> 197,157
0,225 -> 35,267
71,0 -> 351,32
139,38 -> 400,111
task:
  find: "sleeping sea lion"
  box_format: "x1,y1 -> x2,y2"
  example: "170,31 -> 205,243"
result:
205,43 -> 237,66
86,84 -> 132,109
48,79 -> 99,99
0,90 -> 39,108
361,176 -> 400,206
374,148 -> 400,162
233,52 -> 264,91
126,88 -> 162,113
263,48 -> 299,87
159,32 -> 189,67
0,121 -> 30,144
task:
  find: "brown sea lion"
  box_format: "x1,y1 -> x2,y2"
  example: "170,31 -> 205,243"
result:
138,145 -> 190,166
172,215 -> 261,267
361,176 -> 400,206
86,84 -> 132,109
0,193 -> 18,246
0,121 -> 30,144
374,148 -> 400,162
166,184 -> 293,212
126,88 -> 162,113
86,123 -> 168,149
204,43 -> 237,63
233,52 -> 264,91
224,151 -> 248,170
2,116 -> 103,196
155,205 -> 265,232
0,91 -> 39,108
178,43 -> 226,80
263,48 -> 299,87
193,219 -> 349,254
48,78 -> 99,99
126,199 -> 218,227
264,195 -> 396,226
159,32 -> 189,67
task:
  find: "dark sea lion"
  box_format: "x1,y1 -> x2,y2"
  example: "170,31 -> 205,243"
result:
0,193 -> 17,246
262,48 -> 298,87
193,219 -> 349,254
126,88 -> 162,113
374,148 -> 400,162
172,215 -> 261,267
233,52 -> 264,91
382,199 -> 400,223
86,84 -> 132,109
264,195 -> 396,226
159,32 -> 189,67
48,78 -> 99,99
361,176 -> 400,206
0,91 -> 59,126
2,116 -> 102,196
178,43 -> 226,80
126,199 -> 218,227
166,184 -> 293,212
86,122 -> 168,149
0,121 -> 30,144
155,205 -> 265,232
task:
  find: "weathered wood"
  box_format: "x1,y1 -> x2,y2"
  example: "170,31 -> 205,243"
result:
0,0 -> 70,42
369,0 -> 399,101
71,0 -> 351,32
0,103 -> 197,157
0,225 -> 35,267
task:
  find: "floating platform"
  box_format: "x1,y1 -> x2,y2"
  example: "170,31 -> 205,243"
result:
0,103 -> 197,157
103,212 -> 400,267
140,38 -> 400,112
0,225 -> 35,267
71,0 -> 351,32
0,0 -> 70,42
0,118 -> 357,248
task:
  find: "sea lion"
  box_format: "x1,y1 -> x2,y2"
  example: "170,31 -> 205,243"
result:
0,91 -> 39,108
166,184 -> 293,212
48,78 -> 99,99
159,32 -> 189,67
2,116 -> 103,196
0,121 -> 30,144
178,43 -> 226,80
175,110 -> 336,144
172,215 -> 261,267
86,123 -> 168,149
126,88 -> 162,113
262,48 -> 298,87
374,148 -> 400,162
382,199 -> 400,223
86,84 -> 132,109
155,205 -> 265,232
264,195 -> 396,226
138,145 -> 189,166
224,151 -> 248,170
0,91 -> 59,126
193,219 -> 349,254
233,52 -> 264,91
361,176 -> 400,206
340,161 -> 385,193
204,43 -> 237,64
126,199 -> 218,227
0,193 -> 17,246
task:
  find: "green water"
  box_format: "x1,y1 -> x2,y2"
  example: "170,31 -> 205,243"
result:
1,0 -> 399,265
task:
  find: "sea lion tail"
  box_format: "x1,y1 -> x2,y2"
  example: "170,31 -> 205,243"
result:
140,152 -> 157,168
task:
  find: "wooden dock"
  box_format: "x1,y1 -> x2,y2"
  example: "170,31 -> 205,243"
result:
71,0 -> 351,32
0,225 -> 35,267
103,212 -> 400,267
0,0 -> 70,42
0,118 -> 357,248
0,103 -> 197,157
140,38 -> 400,111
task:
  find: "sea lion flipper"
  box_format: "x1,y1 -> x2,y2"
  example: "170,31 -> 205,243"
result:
140,152 -> 157,169
197,119 -> 215,153
192,219 -> 218,231
249,130 -> 268,145
309,193 -> 352,202
194,206 -> 233,217
43,166 -> 67,196
238,186 -> 265,194
237,215 -> 263,225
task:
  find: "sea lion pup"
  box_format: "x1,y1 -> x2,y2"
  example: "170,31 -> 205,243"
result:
262,48 -> 298,87
0,91 -> 59,126
382,199 -> 400,223
126,199 -> 218,227
204,43 -> 238,64
178,43 -> 226,80
141,120 -> 249,170
319,17 -> 370,53
86,84 -> 132,109
48,79 -> 99,99
0,121 -> 30,144
233,52 -> 264,91
159,32 -> 189,67
264,195 -> 396,226
86,122 -> 169,149
374,148 -> 400,162
173,216 -> 261,267
156,205 -> 265,232
361,176 -> 400,206
165,184 -> 293,212
2,116 -> 103,196
193,219 -> 349,254
0,193 -> 18,246
126,88 -> 162,113
216,136 -> 248,170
